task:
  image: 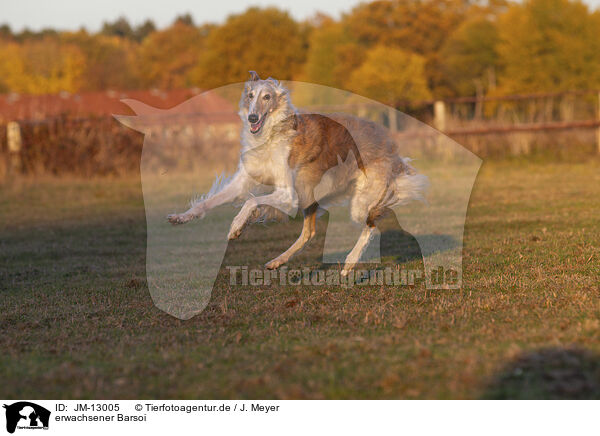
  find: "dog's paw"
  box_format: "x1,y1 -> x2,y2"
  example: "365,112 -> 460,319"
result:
265,257 -> 285,270
340,267 -> 353,278
227,227 -> 242,240
167,213 -> 193,225
227,215 -> 247,240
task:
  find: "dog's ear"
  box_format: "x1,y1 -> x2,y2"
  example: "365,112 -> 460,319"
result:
270,78 -> 288,101
276,87 -> 288,101
266,77 -> 279,87
249,70 -> 260,81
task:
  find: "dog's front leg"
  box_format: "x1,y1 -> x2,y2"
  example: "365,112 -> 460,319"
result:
168,170 -> 250,225
227,188 -> 295,240
227,198 -> 257,240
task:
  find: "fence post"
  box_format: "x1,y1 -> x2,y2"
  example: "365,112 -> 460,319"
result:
474,83 -> 483,120
597,92 -> 600,154
433,100 -> 446,132
6,121 -> 22,175
357,104 -> 367,119
388,106 -> 397,133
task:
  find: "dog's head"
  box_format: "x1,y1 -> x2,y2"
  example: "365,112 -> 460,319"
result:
239,71 -> 289,135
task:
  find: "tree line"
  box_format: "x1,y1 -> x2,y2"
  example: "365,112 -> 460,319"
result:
1,0 -> 599,106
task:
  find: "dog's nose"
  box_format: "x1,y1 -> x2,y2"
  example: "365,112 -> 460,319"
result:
248,113 -> 259,123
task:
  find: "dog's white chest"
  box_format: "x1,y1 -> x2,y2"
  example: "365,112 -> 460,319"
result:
241,138 -> 291,188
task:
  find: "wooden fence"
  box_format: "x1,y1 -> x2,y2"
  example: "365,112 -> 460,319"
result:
430,90 -> 600,154
1,89 -> 599,177
309,89 -> 600,157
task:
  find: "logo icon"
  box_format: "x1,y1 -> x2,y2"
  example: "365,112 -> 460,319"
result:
3,402 -> 50,434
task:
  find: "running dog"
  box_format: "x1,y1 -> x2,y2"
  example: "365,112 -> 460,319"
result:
167,71 -> 427,275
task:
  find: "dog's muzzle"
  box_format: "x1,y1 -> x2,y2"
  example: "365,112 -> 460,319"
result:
248,113 -> 265,134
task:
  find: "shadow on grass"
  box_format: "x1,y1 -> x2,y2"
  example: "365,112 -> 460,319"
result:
377,209 -> 458,261
314,209 -> 457,268
483,347 -> 600,399
218,206 -> 458,275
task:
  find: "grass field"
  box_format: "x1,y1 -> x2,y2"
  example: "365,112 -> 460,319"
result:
1,160 -> 599,399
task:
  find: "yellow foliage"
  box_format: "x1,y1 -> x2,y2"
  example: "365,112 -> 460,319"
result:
190,7 -> 307,89
0,37 -> 86,94
137,22 -> 205,89
0,42 -> 28,92
439,17 -> 500,96
497,0 -> 600,93
302,20 -> 346,88
348,46 -> 431,105
63,31 -> 138,91
1,1 -> 599,100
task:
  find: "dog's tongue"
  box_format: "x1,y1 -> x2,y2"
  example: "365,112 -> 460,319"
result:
250,117 -> 263,133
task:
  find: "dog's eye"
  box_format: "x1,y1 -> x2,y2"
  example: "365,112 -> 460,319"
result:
248,93 -> 254,99
263,94 -> 271,100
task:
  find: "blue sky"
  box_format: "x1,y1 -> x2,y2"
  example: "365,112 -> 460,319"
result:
3,0 -> 600,32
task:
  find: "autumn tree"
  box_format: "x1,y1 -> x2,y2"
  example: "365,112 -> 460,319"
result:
0,42 -> 24,93
304,0 -> 471,96
348,46 -> 431,105
0,36 -> 86,94
343,0 -> 469,56
302,18 -> 353,88
438,17 -> 500,97
101,17 -> 135,40
65,31 -> 137,90
0,24 -> 12,39
173,13 -> 195,27
497,0 -> 600,93
137,21 -> 206,89
190,7 -> 307,89
134,20 -> 157,42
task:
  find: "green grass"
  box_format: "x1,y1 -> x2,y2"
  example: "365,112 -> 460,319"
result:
1,160 -> 599,399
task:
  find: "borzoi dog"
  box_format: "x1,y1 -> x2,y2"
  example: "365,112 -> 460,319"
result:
167,71 -> 427,276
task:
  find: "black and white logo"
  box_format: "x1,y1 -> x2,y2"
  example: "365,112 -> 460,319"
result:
3,402 -> 50,433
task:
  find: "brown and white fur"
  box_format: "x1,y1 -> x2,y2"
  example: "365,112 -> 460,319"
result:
167,71 -> 427,275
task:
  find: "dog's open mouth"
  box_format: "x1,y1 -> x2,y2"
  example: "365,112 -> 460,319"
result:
250,115 -> 266,134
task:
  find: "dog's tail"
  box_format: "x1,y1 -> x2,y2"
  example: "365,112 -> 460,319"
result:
383,158 -> 429,209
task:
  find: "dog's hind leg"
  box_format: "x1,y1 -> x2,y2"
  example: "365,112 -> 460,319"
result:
265,203 -> 318,270
340,225 -> 376,277
338,168 -> 388,276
